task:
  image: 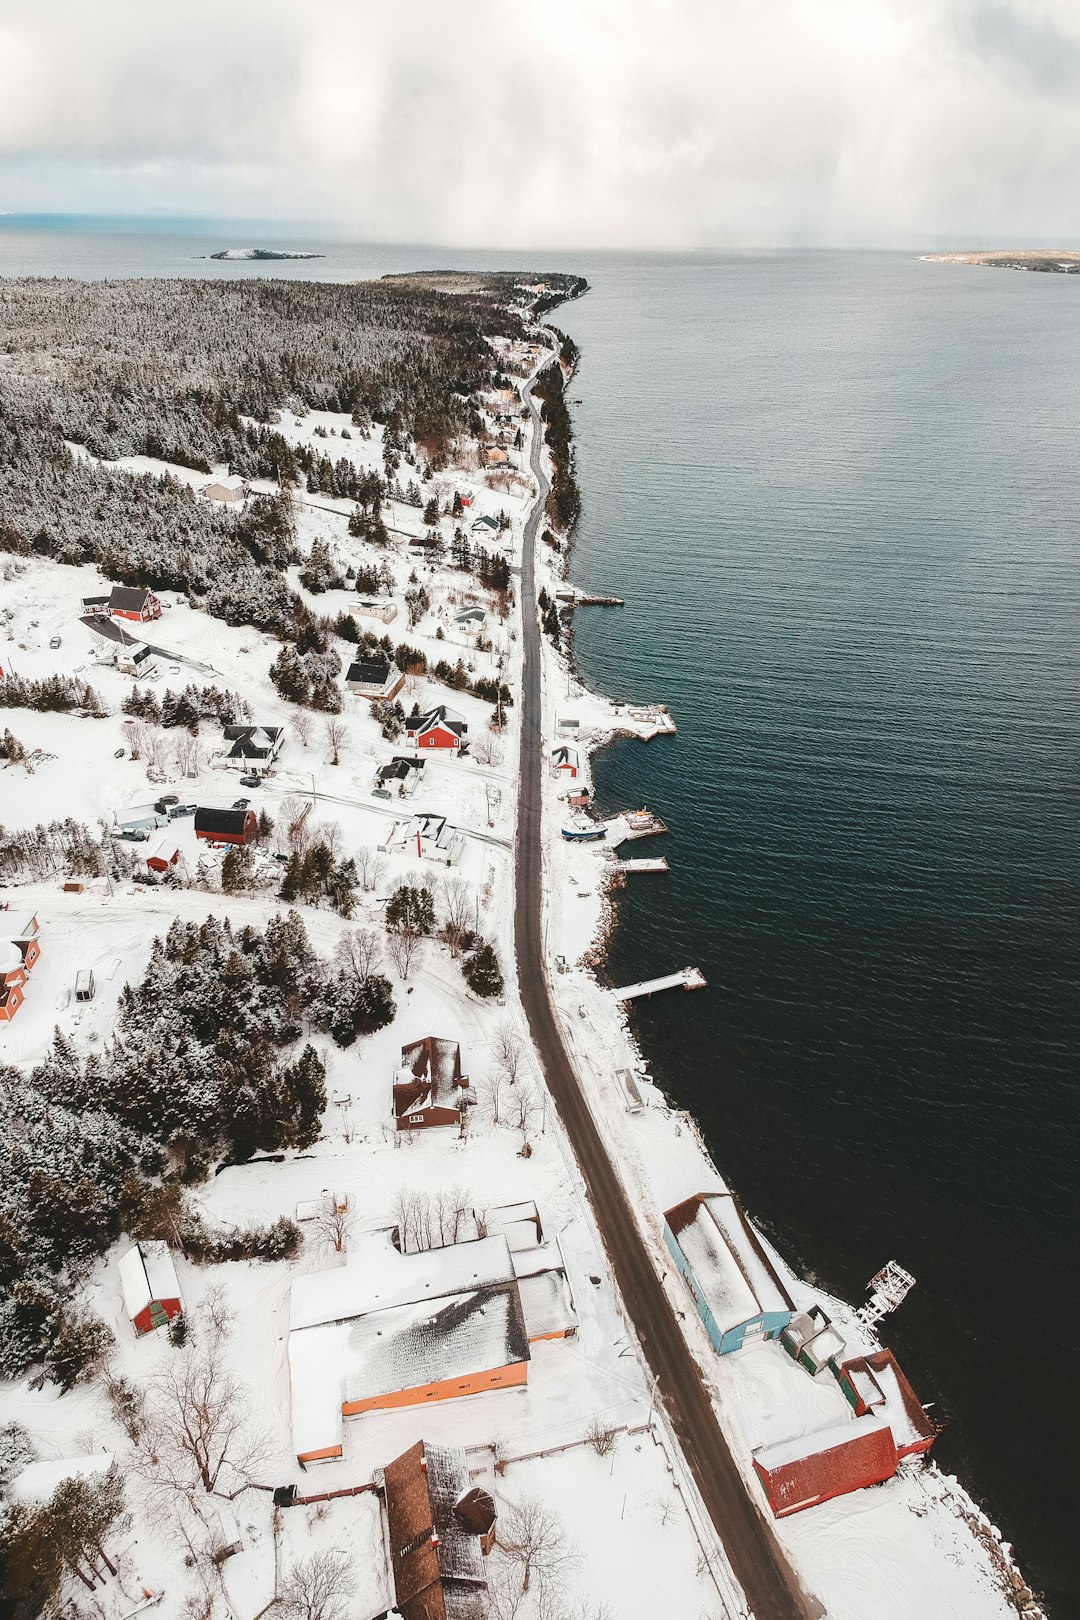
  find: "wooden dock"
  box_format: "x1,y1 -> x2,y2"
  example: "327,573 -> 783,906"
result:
610,966 -> 706,1002
613,857 -> 670,874
605,808 -> 669,846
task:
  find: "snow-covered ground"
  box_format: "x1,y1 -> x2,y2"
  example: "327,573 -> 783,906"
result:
0,333 -> 1035,1620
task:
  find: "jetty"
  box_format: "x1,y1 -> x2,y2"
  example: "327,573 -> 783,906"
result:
610,966 -> 706,1002
555,586 -> 625,606
612,856 -> 669,874
605,807 -> 669,846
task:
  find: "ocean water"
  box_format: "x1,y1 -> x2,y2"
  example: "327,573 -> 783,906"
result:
557,252 -> 1080,1614
1,221 -> 1076,1609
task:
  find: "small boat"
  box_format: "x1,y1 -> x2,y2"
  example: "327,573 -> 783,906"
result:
561,817 -> 607,843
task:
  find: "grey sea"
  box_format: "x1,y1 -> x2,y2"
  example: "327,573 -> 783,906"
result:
2,220 -> 1077,1611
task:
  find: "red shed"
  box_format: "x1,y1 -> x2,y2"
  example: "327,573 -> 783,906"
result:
753,1418 -> 898,1517
118,1241 -> 183,1335
836,1349 -> 938,1458
194,807 -> 258,846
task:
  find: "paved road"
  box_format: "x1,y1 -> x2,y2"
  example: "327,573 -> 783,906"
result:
513,360 -> 819,1620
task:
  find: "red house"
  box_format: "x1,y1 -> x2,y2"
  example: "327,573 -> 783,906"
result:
0,941 -> 25,1023
753,1419 -> 899,1518
118,1242 -> 183,1335
109,585 -> 162,622
404,705 -> 468,754
394,1036 -> 471,1129
194,807 -> 258,846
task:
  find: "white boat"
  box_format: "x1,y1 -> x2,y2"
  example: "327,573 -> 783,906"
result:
561,817 -> 607,842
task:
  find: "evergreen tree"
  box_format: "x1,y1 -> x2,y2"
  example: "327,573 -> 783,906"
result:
464,940 -> 503,999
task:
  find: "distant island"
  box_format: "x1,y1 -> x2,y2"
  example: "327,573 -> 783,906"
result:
206,247 -> 324,261
921,250 -> 1080,274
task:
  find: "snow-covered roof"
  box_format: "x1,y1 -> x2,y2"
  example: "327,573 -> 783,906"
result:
518,1269 -> 577,1339
204,474 -> 246,492
665,1192 -> 793,1334
289,1229 -> 513,1332
384,1440 -> 488,1617
754,1414 -> 894,1473
117,1241 -> 180,1318
289,1237 -> 530,1457
0,940 -> 23,975
9,1454 -> 114,1506
842,1350 -> 936,1451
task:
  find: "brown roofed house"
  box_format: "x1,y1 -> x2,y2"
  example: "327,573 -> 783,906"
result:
383,1439 -> 496,1620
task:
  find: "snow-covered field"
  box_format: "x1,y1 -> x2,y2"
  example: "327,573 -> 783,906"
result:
0,333 -> 1033,1620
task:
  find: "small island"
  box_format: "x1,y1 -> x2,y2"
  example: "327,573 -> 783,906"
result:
921,250 -> 1080,274
207,247 -> 324,261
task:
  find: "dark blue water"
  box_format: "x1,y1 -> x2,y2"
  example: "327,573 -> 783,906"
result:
1,222 -> 1076,1608
557,252 -> 1080,1614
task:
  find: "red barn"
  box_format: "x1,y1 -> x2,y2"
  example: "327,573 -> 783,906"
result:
836,1350 -> 938,1458
753,1419 -> 899,1518
404,705 -> 467,754
194,807 -> 258,846
108,586 -> 162,623
118,1242 -> 183,1335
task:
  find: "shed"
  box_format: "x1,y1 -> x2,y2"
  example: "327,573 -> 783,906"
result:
118,1241 -> 183,1335
74,969 -> 96,1002
145,835 -> 182,873
836,1350 -> 937,1457
194,806 -> 258,845
663,1192 -> 794,1354
752,1418 -> 899,1518
781,1306 -> 846,1376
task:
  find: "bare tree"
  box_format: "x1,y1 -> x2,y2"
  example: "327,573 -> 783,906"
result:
122,719 -> 146,760
471,730 -> 504,768
507,1080 -> 541,1145
354,845 -> 384,891
492,1019 -> 525,1084
387,926 -> 424,981
172,732 -> 202,777
279,1549 -> 354,1620
318,818 -> 344,860
496,1496 -> 577,1603
142,1345 -> 265,1497
585,1414 -> 618,1457
324,717 -> 348,767
142,726 -> 169,774
197,1283 -> 234,1345
280,795 -> 314,854
440,875 -> 472,957
291,711 -> 313,748
316,1200 -> 354,1255
476,1067 -> 505,1127
334,926 -> 383,982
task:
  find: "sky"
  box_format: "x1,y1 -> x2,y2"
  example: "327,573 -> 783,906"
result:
1,0 -> 1078,248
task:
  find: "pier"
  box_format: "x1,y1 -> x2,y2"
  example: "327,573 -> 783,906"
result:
610,966 -> 707,1001
605,807 -> 670,846
612,856 -> 670,874
556,587 -> 625,606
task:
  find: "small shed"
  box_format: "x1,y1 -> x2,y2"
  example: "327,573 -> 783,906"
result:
118,1241 -> 183,1335
781,1306 -> 846,1376
194,807 -> 258,846
74,969 -> 96,1002
145,836 -> 182,873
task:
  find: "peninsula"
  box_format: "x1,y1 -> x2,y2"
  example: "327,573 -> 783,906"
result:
921,249 -> 1080,273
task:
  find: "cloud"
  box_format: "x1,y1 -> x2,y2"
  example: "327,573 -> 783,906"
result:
0,0 -> 1079,246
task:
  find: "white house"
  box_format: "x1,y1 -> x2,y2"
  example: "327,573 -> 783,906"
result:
381,813 -> 464,867
451,607 -> 489,643
201,475 -> 248,503
373,756 -> 425,798
356,598 -> 398,625
220,724 -> 284,770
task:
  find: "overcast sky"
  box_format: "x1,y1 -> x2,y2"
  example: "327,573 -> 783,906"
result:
1,0 -> 1078,247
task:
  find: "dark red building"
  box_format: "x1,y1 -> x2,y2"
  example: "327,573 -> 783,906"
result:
194,807 -> 258,845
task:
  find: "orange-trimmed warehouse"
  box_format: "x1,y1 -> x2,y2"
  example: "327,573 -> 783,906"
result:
289,1229 -> 538,1465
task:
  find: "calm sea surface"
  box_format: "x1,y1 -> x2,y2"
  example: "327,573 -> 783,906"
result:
2,223 -> 1077,1610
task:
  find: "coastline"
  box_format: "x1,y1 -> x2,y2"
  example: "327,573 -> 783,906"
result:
528,302 -> 1046,1620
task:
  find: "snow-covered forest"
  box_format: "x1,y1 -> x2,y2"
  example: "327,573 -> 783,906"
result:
0,274 -> 544,635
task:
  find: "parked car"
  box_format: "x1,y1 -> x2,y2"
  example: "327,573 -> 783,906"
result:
158,793 -> 179,806
114,748 -> 125,759
232,798 -> 251,811
49,635 -> 62,649
168,803 -> 196,819
117,828 -> 149,842
239,773 -> 261,788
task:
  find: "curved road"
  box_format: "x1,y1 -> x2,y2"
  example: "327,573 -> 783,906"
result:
513,360 -> 819,1620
